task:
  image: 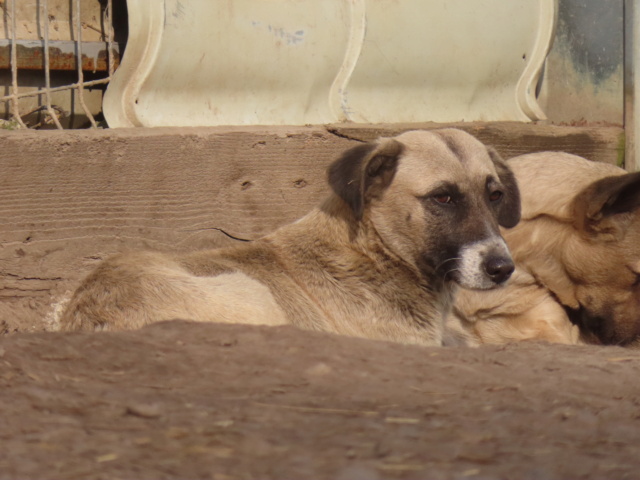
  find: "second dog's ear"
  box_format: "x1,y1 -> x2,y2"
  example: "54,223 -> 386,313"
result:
574,171 -> 640,239
328,139 -> 403,220
488,148 -> 521,228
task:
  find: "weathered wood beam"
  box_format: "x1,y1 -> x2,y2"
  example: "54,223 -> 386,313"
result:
0,123 -> 625,333
329,122 -> 625,167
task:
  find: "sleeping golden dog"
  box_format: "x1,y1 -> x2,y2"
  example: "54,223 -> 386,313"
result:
449,152 -> 640,348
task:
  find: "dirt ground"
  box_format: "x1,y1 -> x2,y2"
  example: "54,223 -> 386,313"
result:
1,321 -> 639,480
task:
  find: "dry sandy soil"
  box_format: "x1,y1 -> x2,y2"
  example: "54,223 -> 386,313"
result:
1,320 -> 640,480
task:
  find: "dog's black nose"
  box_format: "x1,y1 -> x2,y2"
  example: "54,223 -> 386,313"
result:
484,256 -> 515,284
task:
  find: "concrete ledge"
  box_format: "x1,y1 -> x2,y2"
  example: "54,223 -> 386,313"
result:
0,123 -> 625,333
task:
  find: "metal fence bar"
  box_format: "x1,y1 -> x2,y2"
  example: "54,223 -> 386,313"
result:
3,0 -> 115,129
41,0 -> 64,129
9,0 -> 26,128
75,0 -> 97,128
107,0 -> 115,78
0,78 -> 111,102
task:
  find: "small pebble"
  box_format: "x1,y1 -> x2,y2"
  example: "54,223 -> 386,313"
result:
125,403 -> 162,418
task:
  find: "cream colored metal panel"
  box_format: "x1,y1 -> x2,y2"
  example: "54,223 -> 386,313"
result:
123,0 -> 351,127
103,0 -> 165,127
346,0 -> 555,122
104,0 -> 556,127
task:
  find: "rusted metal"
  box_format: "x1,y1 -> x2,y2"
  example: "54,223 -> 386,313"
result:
0,40 -> 121,72
41,0 -> 64,129
1,0 -> 118,129
74,0 -> 97,128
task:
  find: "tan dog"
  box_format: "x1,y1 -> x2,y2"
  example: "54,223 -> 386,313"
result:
450,152 -> 640,347
60,129 -> 520,346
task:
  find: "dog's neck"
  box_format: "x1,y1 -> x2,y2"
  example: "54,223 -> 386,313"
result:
263,195 -> 451,344
269,195 -> 438,288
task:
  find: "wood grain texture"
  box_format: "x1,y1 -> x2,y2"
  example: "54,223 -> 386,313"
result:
329,122 -> 625,166
0,123 -> 625,332
0,127 -> 353,332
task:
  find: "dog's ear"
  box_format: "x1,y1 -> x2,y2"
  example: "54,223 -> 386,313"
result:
327,139 -> 403,220
573,171 -> 640,239
488,148 -> 521,228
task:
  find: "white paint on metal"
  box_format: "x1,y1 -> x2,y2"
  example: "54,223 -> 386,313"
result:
104,0 -> 558,127
103,0 -> 166,128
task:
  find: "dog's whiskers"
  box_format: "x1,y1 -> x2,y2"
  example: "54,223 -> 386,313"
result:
436,257 -> 461,273
443,267 -> 460,280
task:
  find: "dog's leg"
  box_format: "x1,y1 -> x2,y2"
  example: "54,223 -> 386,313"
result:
59,251 -> 185,331
60,251 -> 289,331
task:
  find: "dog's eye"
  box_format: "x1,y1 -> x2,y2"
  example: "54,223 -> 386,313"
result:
489,190 -> 503,202
434,194 -> 454,205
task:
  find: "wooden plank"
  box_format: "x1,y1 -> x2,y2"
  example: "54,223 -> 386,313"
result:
0,126 -> 354,333
0,123 -> 625,333
328,122 -> 625,166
